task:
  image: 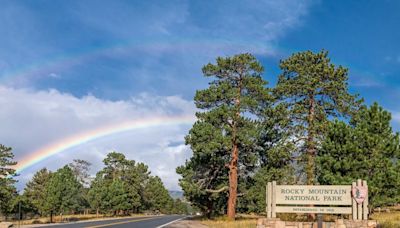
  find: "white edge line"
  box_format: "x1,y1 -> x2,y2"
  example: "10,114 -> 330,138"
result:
156,216 -> 190,228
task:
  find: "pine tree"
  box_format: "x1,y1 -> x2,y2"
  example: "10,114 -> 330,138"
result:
177,161 -> 227,218
122,160 -> 144,213
88,151 -> 161,214
44,165 -> 83,217
317,103 -> 400,208
143,176 -> 173,214
0,144 -> 17,214
102,152 -> 127,181
107,179 -> 130,215
179,53 -> 271,219
244,101 -> 296,212
274,50 -> 361,184
88,173 -> 108,216
23,168 -> 52,215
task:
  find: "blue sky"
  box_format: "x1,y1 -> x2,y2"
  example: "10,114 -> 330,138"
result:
1,0 -> 399,190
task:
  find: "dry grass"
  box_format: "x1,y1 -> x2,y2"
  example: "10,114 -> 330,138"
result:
12,214 -> 145,225
371,211 -> 400,228
198,211 -> 400,228
200,215 -> 259,228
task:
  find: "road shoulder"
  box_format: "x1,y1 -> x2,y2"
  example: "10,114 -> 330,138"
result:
164,217 -> 208,228
20,215 -> 156,227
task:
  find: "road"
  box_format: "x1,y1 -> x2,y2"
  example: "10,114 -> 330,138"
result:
36,215 -> 186,228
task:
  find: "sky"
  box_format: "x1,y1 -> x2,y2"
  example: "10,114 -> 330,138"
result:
0,0 -> 399,191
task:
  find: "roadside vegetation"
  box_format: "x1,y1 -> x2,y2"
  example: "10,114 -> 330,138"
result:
201,218 -> 257,228
199,214 -> 259,228
371,207 -> 400,228
0,151 -> 190,223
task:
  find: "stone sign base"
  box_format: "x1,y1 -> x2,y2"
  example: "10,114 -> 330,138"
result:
257,218 -> 378,228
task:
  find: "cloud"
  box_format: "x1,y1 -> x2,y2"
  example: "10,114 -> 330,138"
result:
351,77 -> 384,88
48,73 -> 60,79
0,86 -> 195,190
73,0 -> 313,56
392,111 -> 400,124
0,1 -> 315,98
349,68 -> 385,88
383,55 -> 400,64
388,110 -> 400,132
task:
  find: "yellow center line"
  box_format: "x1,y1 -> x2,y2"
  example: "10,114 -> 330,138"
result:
86,216 -> 162,228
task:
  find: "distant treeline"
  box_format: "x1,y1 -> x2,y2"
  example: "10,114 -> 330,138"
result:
0,150 -> 191,219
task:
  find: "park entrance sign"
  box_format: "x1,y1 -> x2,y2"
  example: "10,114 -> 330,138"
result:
266,179 -> 368,220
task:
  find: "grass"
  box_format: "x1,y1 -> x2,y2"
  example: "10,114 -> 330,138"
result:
199,214 -> 259,228
371,211 -> 400,228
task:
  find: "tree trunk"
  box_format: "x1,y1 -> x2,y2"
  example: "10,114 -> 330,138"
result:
306,95 -> 316,185
227,143 -> 239,220
227,75 -> 242,220
206,200 -> 213,219
307,95 -> 316,220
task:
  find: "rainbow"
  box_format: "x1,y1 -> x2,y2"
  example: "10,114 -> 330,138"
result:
0,38 -> 273,84
14,115 -> 196,174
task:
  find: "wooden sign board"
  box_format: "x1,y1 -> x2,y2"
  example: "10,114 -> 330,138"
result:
266,179 -> 368,221
276,185 -> 352,205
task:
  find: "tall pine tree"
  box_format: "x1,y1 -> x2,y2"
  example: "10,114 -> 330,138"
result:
274,50 -> 361,184
179,53 -> 271,219
244,103 -> 296,212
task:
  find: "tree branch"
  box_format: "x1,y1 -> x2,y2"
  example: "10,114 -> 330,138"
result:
206,186 -> 229,193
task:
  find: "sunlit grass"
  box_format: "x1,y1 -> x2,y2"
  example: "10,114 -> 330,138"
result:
371,210 -> 400,228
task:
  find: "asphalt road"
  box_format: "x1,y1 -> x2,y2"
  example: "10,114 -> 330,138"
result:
37,215 -> 186,228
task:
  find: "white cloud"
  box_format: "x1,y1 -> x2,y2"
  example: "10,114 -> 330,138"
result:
0,0 -> 315,96
383,55 -> 400,64
351,77 -> 383,88
0,86 -> 196,190
48,73 -> 60,79
392,111 -> 400,124
73,0 -> 314,58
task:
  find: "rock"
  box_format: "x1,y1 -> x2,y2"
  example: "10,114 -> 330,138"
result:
0,222 -> 13,228
367,220 -> 377,228
335,219 -> 346,228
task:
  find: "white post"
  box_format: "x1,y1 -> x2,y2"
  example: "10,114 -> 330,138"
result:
272,181 -> 276,218
357,179 -> 362,220
267,182 -> 272,218
352,182 -> 357,220
363,180 -> 368,220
